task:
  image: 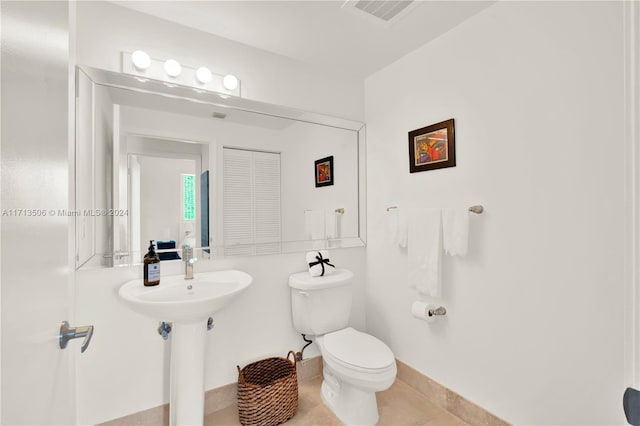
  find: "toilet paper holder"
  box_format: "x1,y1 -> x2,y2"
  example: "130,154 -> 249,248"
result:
428,306 -> 447,317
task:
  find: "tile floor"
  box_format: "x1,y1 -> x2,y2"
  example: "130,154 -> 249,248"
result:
205,375 -> 467,426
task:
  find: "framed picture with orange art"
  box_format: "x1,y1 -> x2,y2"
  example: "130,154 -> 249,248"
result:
408,119 -> 456,173
315,155 -> 334,187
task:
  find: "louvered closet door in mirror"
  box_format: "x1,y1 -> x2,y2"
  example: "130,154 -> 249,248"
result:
223,147 -> 281,256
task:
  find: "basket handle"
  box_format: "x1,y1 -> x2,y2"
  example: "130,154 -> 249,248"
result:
236,365 -> 245,384
287,350 -> 297,367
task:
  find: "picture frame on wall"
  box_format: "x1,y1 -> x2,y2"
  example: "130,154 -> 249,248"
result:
315,155 -> 334,187
408,118 -> 456,173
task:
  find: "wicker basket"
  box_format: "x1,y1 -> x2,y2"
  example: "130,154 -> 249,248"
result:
237,350 -> 299,426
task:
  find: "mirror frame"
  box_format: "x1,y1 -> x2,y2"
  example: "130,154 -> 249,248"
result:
75,65 -> 367,269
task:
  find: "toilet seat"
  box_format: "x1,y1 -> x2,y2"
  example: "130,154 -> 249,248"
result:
322,327 -> 395,373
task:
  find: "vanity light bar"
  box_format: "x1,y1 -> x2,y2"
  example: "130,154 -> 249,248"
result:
122,51 -> 241,97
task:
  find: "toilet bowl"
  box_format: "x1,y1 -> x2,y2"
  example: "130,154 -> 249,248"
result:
316,327 -> 397,425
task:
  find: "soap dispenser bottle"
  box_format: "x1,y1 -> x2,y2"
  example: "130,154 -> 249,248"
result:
144,240 -> 160,286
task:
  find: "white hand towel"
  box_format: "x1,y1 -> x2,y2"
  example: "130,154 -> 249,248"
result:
387,208 -> 399,245
408,208 -> 442,297
306,250 -> 335,277
305,210 -> 325,240
325,211 -> 336,239
442,208 -> 469,257
335,211 -> 342,239
388,207 -> 409,248
397,209 -> 408,248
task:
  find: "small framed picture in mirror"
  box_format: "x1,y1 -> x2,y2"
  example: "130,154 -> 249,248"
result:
408,118 -> 456,173
315,156 -> 334,187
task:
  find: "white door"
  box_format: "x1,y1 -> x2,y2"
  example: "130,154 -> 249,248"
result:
1,2 -> 76,424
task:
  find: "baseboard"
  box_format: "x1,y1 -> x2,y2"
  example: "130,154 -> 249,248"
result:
98,404 -> 169,426
296,354 -> 323,381
98,355 -> 323,426
396,359 -> 509,425
99,356 -> 506,425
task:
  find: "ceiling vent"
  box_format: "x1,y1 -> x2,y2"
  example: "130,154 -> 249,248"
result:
343,0 -> 418,26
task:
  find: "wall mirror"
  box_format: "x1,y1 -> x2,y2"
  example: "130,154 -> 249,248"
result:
75,66 -> 366,269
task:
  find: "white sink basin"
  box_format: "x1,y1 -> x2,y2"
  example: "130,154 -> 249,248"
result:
119,269 -> 252,426
119,270 -> 252,323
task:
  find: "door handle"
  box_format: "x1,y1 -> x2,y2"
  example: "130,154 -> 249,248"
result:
59,321 -> 94,353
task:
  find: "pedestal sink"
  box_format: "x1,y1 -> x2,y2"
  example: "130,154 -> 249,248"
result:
119,270 -> 252,426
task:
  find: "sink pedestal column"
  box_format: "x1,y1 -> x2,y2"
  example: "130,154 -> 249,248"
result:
170,321 -> 207,426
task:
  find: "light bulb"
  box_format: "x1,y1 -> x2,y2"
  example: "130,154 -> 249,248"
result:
196,67 -> 212,84
131,50 -> 151,71
164,59 -> 182,78
223,74 -> 239,91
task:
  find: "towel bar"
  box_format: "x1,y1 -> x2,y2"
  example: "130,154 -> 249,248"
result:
428,306 -> 447,317
386,205 -> 484,214
305,208 -> 346,213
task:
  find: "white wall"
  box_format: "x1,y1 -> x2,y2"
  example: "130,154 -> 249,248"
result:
364,2 -> 625,424
75,1 -> 364,122
74,4 -> 366,424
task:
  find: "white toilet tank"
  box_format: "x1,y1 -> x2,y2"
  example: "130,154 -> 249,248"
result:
289,269 -> 354,336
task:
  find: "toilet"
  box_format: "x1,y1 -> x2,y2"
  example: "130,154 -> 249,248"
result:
289,269 -> 397,425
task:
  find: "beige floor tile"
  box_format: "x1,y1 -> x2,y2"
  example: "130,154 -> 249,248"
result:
377,380 -> 467,426
205,376 -> 467,426
425,411 -> 469,426
286,375 -> 341,426
205,405 -> 240,426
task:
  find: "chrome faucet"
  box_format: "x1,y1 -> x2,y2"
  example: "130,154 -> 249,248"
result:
182,245 -> 197,281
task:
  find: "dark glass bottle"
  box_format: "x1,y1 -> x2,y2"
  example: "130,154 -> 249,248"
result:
144,240 -> 160,286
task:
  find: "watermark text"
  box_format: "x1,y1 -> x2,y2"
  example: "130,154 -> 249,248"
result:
1,209 -> 128,217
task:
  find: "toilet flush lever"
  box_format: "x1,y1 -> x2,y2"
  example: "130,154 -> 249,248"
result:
59,321 -> 94,353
